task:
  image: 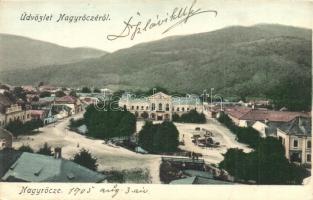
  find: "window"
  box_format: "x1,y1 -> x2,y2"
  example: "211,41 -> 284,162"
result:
307,154 -> 311,162
131,106 -> 134,110
187,108 -> 190,111
177,107 -> 180,112
166,104 -> 169,111
182,107 -> 185,112
146,106 -> 149,110
141,106 -> 144,110
158,103 -> 162,111
152,103 -> 155,111
293,140 -> 298,148
136,106 -> 139,110
307,141 -> 311,149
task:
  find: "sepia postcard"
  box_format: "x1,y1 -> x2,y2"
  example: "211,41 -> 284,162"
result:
0,0 -> 312,199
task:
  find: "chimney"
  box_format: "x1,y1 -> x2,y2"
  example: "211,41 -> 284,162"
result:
54,147 -> 62,159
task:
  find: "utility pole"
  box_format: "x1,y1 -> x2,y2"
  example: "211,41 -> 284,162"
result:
210,88 -> 214,109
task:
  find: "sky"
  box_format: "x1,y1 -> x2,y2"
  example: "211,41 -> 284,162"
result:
0,0 -> 312,52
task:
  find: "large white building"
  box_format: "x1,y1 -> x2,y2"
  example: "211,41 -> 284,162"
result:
118,92 -> 204,121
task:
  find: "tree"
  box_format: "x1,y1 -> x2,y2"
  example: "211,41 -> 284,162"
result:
176,109 -> 206,123
38,82 -> 44,87
138,121 -> 179,153
5,119 -> 43,137
219,137 -> 309,184
39,91 -> 51,98
18,145 -> 34,153
84,102 -> 136,139
93,88 -> 101,93
55,90 -> 66,97
72,148 -> 98,171
141,111 -> 149,119
69,90 -> 78,97
81,87 -> 92,93
13,87 -> 27,102
37,142 -> 54,156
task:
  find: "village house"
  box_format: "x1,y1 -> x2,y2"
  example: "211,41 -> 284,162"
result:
118,92 -> 203,121
0,94 -> 31,127
225,106 -> 310,127
0,128 -> 13,149
277,116 -> 311,165
54,96 -> 83,115
0,149 -> 106,182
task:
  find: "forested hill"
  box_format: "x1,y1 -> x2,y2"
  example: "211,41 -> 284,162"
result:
0,24 -> 311,109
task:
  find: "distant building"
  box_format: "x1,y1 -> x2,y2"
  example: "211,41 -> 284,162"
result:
0,128 -> 13,149
0,150 -> 106,183
118,92 -> 203,121
225,106 -> 310,127
277,116 -> 311,165
55,96 -> 83,115
0,94 -> 31,127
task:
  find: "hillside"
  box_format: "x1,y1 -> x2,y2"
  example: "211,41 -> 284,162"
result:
0,34 -> 107,71
0,24 -> 311,103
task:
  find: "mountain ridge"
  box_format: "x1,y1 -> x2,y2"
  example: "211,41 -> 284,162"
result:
0,33 -> 107,71
0,24 -> 311,102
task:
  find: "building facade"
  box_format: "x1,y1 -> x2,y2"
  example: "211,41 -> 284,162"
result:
118,92 -> 203,121
277,116 -> 311,165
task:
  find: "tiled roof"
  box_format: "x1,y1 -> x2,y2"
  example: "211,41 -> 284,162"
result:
279,116 -> 311,136
2,152 -> 106,183
240,110 -> 310,122
55,96 -> 77,104
225,106 -> 252,119
225,106 -> 310,123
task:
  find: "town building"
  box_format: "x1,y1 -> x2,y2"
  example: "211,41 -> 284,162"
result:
54,96 -> 83,115
0,128 -> 13,149
118,92 -> 203,121
225,106 -> 310,127
0,94 -> 31,127
277,116 -> 311,165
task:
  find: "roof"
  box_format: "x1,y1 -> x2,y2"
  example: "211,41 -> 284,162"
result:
170,176 -> 197,184
0,149 -> 22,178
240,110 -> 310,122
225,106 -> 252,119
172,97 -> 201,105
169,176 -> 234,185
183,170 -> 214,179
279,116 -> 311,136
39,97 -> 55,102
2,152 -> 106,183
225,106 -> 310,123
0,128 -> 13,140
55,96 -> 77,104
30,110 -> 46,116
149,92 -> 171,99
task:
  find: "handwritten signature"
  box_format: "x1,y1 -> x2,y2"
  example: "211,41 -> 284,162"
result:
107,0 -> 217,41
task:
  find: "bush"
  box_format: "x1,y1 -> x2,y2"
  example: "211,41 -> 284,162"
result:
37,142 -> 54,156
138,121 -> 179,153
172,110 -> 206,123
69,118 -> 85,128
18,145 -> 34,153
72,148 -> 98,171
